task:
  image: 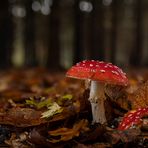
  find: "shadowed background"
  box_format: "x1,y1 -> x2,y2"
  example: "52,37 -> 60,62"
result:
0,0 -> 148,70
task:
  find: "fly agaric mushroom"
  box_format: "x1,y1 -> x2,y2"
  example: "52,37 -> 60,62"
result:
66,60 -> 128,124
118,107 -> 148,130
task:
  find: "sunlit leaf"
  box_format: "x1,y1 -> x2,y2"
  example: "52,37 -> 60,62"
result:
26,98 -> 37,106
26,97 -> 52,109
58,94 -> 73,105
61,94 -> 73,100
41,102 -> 63,119
43,87 -> 56,94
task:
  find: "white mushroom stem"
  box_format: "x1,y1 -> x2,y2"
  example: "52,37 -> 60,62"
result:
88,81 -> 106,124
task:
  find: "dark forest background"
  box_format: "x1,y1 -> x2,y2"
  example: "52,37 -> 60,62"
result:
0,0 -> 148,70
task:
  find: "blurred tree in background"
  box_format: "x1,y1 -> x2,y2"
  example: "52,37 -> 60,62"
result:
0,0 -> 13,68
0,0 -> 147,70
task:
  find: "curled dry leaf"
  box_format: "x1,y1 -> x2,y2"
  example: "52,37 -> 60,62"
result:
48,119 -> 89,143
105,84 -> 131,111
107,81 -> 148,112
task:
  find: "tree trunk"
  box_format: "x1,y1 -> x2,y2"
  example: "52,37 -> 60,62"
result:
0,0 -> 13,68
47,0 -> 61,70
24,0 -> 37,67
129,0 -> 142,66
90,0 -> 104,61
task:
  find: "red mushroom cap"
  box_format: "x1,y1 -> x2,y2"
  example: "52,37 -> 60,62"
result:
118,107 -> 148,130
66,60 -> 128,86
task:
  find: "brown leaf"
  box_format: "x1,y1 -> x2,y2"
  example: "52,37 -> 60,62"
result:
105,84 -> 131,111
48,119 -> 89,143
75,143 -> 111,148
105,128 -> 141,144
0,107 -> 46,127
128,81 -> 148,109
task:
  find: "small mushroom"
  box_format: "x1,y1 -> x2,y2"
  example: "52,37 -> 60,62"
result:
118,107 -> 148,130
66,60 -> 128,124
